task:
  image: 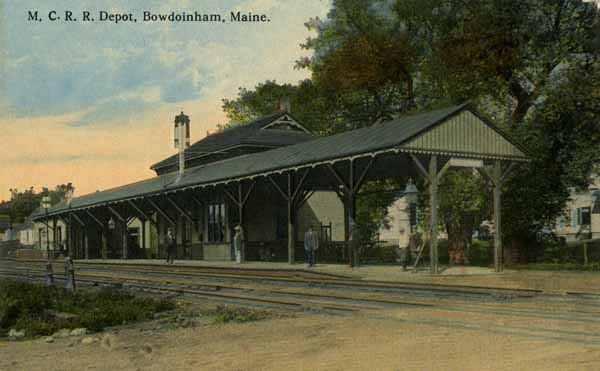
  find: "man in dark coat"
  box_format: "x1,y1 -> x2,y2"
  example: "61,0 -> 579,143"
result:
349,221 -> 361,267
166,228 -> 176,264
304,225 -> 319,267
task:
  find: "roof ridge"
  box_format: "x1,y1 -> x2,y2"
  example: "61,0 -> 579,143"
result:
150,111 -> 289,170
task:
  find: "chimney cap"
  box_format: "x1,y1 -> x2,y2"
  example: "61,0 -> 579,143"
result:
175,111 -> 190,124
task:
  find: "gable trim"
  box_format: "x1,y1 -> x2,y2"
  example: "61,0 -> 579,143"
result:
261,114 -> 311,133
400,104 -> 528,158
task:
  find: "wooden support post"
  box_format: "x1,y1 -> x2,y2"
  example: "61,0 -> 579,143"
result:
122,224 -> 128,260
141,219 -> 147,258
478,160 -> 515,273
348,159 -> 356,267
108,205 -> 128,259
84,232 -> 89,260
327,158 -> 373,267
429,155 -> 439,275
287,173 -> 295,264
269,172 -> 309,265
237,183 -> 245,261
52,218 -> 57,253
101,230 -> 108,260
191,195 -> 204,260
224,181 -> 255,262
72,212 -> 86,260
347,191 -> 357,267
411,153 -> 445,274
85,209 -> 107,259
492,161 -> 502,273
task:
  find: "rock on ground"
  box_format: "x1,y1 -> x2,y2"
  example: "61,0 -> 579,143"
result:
8,329 -> 25,340
81,337 -> 95,345
70,328 -> 88,336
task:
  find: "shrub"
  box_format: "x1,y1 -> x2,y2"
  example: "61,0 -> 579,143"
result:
0,280 -> 175,338
468,240 -> 491,267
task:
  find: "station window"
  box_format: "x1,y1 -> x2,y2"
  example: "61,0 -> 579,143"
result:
580,207 -> 591,226
55,226 -> 62,243
207,194 -> 226,243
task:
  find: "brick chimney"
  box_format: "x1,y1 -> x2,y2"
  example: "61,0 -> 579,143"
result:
278,96 -> 291,113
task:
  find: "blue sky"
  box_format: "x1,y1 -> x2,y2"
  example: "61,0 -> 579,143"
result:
0,0 -> 329,200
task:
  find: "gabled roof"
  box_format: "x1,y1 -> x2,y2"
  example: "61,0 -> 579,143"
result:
150,111 -> 315,171
35,103 -> 529,217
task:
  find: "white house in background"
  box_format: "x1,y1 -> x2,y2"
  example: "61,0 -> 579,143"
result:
378,195 -> 412,247
17,218 -> 35,246
555,175 -> 600,241
32,218 -> 67,252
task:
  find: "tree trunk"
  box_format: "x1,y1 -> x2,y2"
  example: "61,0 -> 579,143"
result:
446,223 -> 467,265
446,213 -> 477,265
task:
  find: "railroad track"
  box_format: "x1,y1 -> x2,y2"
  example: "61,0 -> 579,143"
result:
0,266 -> 401,315
1,262 -> 598,321
1,258 -> 542,299
4,260 -> 600,345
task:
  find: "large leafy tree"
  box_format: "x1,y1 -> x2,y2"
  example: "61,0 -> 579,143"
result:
300,0 -> 600,263
298,0 -> 421,127
222,0 -> 600,264
392,0 -> 600,124
503,64 -> 600,261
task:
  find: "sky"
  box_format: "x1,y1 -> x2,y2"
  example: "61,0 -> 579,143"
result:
0,0 -> 330,201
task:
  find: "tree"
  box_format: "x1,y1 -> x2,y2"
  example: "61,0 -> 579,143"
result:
222,0 -> 600,264
503,64 -> 600,262
299,0 -> 421,127
393,0 -> 600,125
301,0 -> 600,263
221,80 -> 338,134
438,170 -> 490,264
6,183 -> 74,224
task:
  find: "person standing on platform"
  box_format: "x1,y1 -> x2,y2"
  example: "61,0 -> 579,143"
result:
64,255 -> 76,292
233,225 -> 244,263
304,225 -> 319,267
397,226 -> 410,271
166,228 -> 176,264
349,221 -> 361,267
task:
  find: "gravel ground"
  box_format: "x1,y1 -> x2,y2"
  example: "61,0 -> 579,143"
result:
2,300 -> 600,371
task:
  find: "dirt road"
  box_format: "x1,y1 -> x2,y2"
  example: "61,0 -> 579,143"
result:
2,300 -> 600,371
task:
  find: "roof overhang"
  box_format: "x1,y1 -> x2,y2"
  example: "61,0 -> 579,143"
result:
33,104 -> 529,219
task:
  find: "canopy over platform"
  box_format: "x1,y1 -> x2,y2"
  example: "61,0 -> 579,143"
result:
34,103 -> 526,216
32,103 -> 528,273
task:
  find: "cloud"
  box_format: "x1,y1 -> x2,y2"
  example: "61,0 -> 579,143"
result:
0,0 -> 329,201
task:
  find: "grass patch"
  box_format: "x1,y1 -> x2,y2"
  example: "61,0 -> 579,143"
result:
0,279 -> 175,338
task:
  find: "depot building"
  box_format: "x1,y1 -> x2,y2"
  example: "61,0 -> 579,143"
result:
32,102 -> 528,273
